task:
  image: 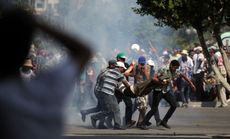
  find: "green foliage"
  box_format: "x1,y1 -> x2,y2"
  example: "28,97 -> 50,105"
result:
134,0 -> 229,31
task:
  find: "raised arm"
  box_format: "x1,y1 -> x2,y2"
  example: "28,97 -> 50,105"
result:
124,60 -> 136,77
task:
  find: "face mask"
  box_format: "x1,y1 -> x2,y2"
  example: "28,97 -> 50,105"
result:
21,67 -> 32,73
182,56 -> 187,62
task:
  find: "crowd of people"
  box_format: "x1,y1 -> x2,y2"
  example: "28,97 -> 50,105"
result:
78,42 -> 230,130
2,3 -> 230,134
17,23 -> 230,131
1,4 -> 230,139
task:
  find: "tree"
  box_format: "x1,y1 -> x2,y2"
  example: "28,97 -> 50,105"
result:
206,0 -> 230,78
133,0 -> 230,92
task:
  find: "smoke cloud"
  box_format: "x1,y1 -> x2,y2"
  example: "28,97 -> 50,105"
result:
33,0 -> 178,127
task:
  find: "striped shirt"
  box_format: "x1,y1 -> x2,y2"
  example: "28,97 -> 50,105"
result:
117,80 -> 131,93
100,68 -> 124,95
94,68 -> 108,93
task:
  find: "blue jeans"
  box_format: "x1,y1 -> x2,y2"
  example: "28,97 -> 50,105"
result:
179,81 -> 191,104
82,90 -> 102,115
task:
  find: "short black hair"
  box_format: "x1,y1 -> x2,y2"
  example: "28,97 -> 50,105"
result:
108,59 -> 117,66
170,60 -> 180,67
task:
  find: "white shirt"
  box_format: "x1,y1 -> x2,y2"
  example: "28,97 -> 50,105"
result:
193,53 -> 205,74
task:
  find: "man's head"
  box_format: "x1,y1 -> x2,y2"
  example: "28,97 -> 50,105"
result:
181,49 -> 188,61
22,58 -> 33,68
208,45 -> 217,55
116,61 -> 127,73
162,51 -> 170,63
194,46 -> 203,54
147,59 -> 155,67
138,56 -> 146,66
116,52 -> 127,62
181,49 -> 188,56
20,58 -> 34,73
169,60 -> 180,72
108,59 -> 117,69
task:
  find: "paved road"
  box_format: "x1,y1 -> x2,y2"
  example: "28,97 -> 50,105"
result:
63,105 -> 230,138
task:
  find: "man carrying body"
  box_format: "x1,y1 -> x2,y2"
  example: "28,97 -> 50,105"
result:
90,61 -> 130,130
115,52 -> 136,127
141,60 -> 196,129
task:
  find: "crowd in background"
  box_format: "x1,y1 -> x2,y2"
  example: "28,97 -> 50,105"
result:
76,42 -> 230,110
24,39 -> 230,130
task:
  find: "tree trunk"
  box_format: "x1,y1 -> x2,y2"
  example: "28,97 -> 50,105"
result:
211,64 -> 230,94
196,28 -> 230,93
213,30 -> 230,79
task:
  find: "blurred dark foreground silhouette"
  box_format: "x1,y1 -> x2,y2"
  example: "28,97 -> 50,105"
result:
0,3 -> 91,139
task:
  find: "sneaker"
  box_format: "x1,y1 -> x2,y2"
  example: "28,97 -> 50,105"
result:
156,120 -> 162,127
136,122 -> 141,128
182,103 -> 188,108
91,116 -> 97,128
145,121 -> 152,126
105,117 -> 113,128
218,104 -> 228,108
113,126 -> 126,130
223,104 -> 228,107
136,122 -> 148,130
139,123 -> 148,130
160,121 -> 171,129
98,124 -> 108,129
80,110 -> 86,122
126,120 -> 136,128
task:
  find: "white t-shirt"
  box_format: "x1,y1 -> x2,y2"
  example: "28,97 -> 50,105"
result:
193,53 -> 205,74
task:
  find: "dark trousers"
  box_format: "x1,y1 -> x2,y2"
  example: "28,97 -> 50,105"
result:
192,72 -> 205,101
115,90 -> 133,124
82,91 -> 102,115
92,93 -> 121,127
144,91 -> 177,124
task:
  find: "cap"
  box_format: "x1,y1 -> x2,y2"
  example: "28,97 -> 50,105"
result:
181,49 -> 188,55
208,45 -> 217,50
147,59 -> 155,66
108,59 -> 117,66
116,61 -> 127,69
116,52 -> 127,59
194,46 -> 203,51
162,51 -> 169,55
138,56 -> 146,64
23,58 -> 33,67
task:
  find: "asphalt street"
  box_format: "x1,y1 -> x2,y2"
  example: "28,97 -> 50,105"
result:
63,104 -> 230,139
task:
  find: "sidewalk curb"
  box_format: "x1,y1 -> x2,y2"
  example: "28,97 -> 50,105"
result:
188,101 -> 218,108
173,101 -> 229,108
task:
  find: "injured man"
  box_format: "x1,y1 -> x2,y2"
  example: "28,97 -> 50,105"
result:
117,67 -> 171,98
